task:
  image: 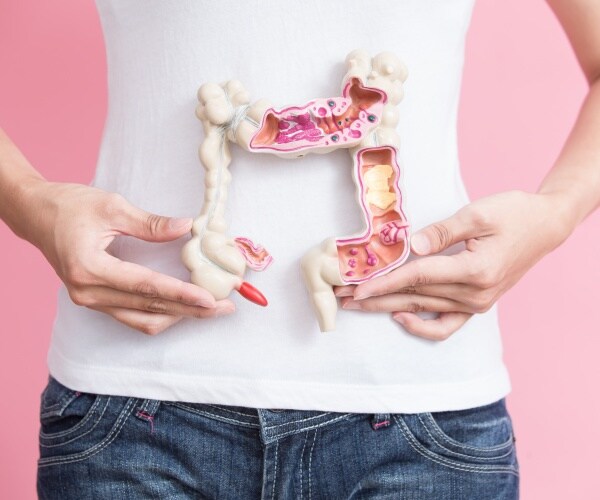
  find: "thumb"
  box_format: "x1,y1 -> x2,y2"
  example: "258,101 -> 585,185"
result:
118,202 -> 193,242
410,212 -> 473,256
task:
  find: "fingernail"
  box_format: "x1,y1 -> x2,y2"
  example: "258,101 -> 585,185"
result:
411,233 -> 430,255
169,217 -> 193,231
393,312 -> 408,325
353,291 -> 370,301
342,300 -> 361,310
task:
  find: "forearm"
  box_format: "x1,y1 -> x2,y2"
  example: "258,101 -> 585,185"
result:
0,127 -> 48,242
537,76 -> 600,237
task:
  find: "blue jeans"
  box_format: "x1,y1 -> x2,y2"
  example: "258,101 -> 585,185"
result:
37,375 -> 519,499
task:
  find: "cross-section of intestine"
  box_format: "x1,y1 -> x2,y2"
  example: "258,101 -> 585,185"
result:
249,78 -> 386,152
182,49 -> 410,331
336,147 -> 409,282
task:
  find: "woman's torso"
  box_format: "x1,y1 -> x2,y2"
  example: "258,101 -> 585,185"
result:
47,0 -> 511,412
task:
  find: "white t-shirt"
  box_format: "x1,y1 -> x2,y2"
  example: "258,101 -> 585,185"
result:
47,0 -> 511,413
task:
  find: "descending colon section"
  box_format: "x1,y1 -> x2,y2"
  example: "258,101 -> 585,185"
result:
336,146 -> 409,283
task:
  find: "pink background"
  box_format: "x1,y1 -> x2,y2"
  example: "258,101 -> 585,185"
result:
1,0 -> 598,497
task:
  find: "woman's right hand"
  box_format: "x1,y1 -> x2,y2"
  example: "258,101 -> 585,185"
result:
21,180 -> 235,335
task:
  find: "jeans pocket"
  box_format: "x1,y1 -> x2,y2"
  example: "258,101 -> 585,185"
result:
422,399 -> 516,457
38,376 -> 124,467
393,399 -> 519,475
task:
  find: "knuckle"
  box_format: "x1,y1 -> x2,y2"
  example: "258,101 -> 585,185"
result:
134,281 -> 159,298
471,292 -> 495,313
146,299 -> 168,314
64,265 -> 88,287
473,268 -> 497,288
192,308 -> 213,318
430,223 -> 452,249
406,301 -> 425,313
477,303 -> 493,314
145,213 -> 163,237
464,271 -> 480,287
408,271 -> 429,287
466,258 -> 493,286
433,330 -> 453,341
140,321 -> 163,336
470,297 -> 489,313
68,288 -> 87,306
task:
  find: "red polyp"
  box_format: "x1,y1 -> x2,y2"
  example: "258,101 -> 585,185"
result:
237,281 -> 268,307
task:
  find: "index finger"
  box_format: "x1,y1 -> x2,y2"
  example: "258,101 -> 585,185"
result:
353,254 -> 470,300
95,254 -> 216,308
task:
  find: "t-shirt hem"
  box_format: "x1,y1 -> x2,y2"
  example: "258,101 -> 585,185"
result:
47,345 -> 511,414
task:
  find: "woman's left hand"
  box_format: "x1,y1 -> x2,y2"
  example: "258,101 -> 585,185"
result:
333,190 -> 571,341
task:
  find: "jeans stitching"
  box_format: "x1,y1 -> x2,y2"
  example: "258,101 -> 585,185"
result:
38,398 -> 136,468
299,431 -> 310,498
266,414 -> 349,442
168,402 -> 260,428
264,413 -> 335,430
308,429 -> 317,500
416,415 -> 514,461
424,413 -> 515,452
136,399 -> 150,413
392,415 -> 519,476
146,399 -> 161,416
39,397 -> 110,448
39,396 -> 104,440
271,440 -> 279,500
40,390 -> 79,418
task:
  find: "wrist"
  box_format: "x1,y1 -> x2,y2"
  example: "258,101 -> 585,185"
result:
5,176 -> 55,245
534,188 -> 581,247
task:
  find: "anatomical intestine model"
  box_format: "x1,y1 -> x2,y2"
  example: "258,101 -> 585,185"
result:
182,49 -> 410,332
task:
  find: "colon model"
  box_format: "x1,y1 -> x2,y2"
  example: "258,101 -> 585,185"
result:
182,50 -> 410,332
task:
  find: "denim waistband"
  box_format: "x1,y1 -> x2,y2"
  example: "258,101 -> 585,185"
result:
165,401 -> 391,445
